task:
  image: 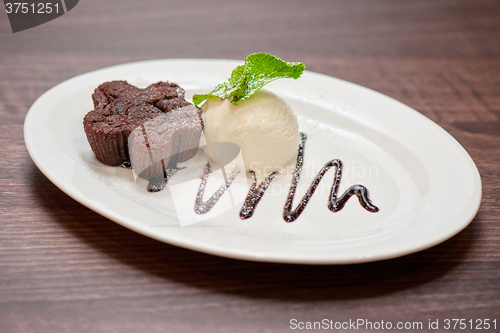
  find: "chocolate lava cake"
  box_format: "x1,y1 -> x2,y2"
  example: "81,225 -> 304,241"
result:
128,105 -> 203,179
83,80 -> 196,166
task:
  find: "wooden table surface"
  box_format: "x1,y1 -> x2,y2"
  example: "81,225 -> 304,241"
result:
1,0 -> 499,332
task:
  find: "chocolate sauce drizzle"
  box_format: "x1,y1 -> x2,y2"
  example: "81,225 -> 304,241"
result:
190,132 -> 379,221
239,171 -> 279,219
194,163 -> 240,214
282,133 -> 379,222
236,133 -> 379,221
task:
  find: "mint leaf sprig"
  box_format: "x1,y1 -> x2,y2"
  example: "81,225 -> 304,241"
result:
193,53 -> 305,106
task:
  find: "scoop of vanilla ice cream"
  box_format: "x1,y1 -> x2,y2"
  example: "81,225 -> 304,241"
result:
202,89 -> 300,180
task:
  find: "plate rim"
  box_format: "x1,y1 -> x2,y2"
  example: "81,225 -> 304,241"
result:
24,58 -> 482,264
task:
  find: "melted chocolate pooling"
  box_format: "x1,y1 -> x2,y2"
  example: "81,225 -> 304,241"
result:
121,162 -> 132,169
147,160 -> 178,193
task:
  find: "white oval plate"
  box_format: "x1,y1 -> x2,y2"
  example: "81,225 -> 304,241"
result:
24,59 -> 481,264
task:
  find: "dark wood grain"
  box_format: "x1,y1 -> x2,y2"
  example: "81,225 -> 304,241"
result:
1,0 -> 499,332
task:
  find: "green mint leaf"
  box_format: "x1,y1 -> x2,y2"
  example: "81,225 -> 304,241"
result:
192,53 -> 305,106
